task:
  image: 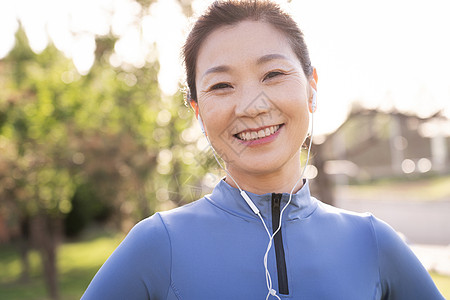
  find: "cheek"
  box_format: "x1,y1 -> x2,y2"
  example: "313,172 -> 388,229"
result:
272,85 -> 309,117
273,85 -> 310,136
198,97 -> 234,135
270,76 -> 308,101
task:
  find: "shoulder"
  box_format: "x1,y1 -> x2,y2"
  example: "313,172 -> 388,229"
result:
82,212 -> 174,299
117,213 -> 172,259
309,201 -> 379,247
157,196 -> 217,225
314,200 -> 404,246
128,199 -> 212,248
314,200 -> 374,226
314,200 -> 415,257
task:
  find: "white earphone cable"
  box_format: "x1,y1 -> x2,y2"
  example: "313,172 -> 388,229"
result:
263,110 -> 314,299
198,100 -> 314,299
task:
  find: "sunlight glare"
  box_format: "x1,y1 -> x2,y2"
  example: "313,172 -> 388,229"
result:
72,34 -> 96,75
0,1 -> 18,59
16,0 -> 51,53
145,0 -> 187,95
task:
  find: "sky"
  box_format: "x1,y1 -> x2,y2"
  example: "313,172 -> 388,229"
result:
1,0 -> 449,135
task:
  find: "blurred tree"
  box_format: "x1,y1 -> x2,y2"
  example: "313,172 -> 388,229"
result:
0,13 -> 206,298
0,28 -> 77,299
64,182 -> 110,237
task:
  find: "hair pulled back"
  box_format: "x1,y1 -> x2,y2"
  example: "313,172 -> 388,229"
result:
182,0 -> 313,103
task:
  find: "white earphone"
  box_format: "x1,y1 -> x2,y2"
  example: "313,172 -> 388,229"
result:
310,89 -> 317,113
198,114 -> 206,135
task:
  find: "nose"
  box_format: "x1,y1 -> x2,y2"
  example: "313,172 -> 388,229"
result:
234,85 -> 271,118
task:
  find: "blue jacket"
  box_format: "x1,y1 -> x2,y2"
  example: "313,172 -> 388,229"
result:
82,179 -> 444,299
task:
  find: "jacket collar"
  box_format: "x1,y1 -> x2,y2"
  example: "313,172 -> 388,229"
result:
205,178 -> 318,221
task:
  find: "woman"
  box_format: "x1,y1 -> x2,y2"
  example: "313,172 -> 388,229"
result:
82,1 -> 444,299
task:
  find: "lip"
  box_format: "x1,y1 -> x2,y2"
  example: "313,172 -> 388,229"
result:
235,124 -> 284,146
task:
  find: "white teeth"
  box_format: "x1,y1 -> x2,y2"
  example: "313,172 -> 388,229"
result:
237,125 -> 281,141
258,130 -> 265,138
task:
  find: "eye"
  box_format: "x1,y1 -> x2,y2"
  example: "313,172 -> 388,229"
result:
263,71 -> 285,81
210,82 -> 232,90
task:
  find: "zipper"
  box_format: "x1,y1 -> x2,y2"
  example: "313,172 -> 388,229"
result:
271,193 -> 289,295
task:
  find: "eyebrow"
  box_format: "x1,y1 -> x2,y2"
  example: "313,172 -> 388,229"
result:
201,53 -> 291,80
256,53 -> 290,65
201,65 -> 231,80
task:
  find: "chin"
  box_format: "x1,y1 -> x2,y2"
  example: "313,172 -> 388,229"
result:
229,153 -> 290,176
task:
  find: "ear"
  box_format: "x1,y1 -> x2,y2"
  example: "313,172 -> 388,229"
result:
308,68 -> 318,113
190,100 -> 199,118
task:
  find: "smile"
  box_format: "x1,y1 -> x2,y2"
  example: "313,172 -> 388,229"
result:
235,124 -> 283,141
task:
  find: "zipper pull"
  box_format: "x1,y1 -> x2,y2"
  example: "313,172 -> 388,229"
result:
272,193 -> 281,210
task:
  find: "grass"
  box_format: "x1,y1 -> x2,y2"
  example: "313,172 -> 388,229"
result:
0,229 -> 449,299
0,229 -> 124,300
432,272 -> 450,298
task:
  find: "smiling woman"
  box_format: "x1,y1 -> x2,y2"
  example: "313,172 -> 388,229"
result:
82,1 -> 445,299
194,20 -> 312,193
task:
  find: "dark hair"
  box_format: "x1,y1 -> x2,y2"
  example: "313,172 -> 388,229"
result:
182,0 -> 313,103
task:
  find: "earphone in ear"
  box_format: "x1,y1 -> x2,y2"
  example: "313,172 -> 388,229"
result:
310,89 -> 317,113
198,114 -> 206,135
189,99 -> 206,135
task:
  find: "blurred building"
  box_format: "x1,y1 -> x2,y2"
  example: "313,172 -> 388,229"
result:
317,108 -> 450,184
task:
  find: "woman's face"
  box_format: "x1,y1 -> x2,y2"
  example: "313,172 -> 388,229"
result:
196,20 -> 312,179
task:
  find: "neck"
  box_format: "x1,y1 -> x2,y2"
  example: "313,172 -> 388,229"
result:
225,153 -> 304,195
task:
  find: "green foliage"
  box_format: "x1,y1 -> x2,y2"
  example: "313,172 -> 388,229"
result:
0,24 -> 207,237
0,2 -> 205,298
64,183 -> 111,237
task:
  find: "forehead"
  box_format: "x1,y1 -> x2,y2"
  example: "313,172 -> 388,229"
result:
196,20 -> 297,77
